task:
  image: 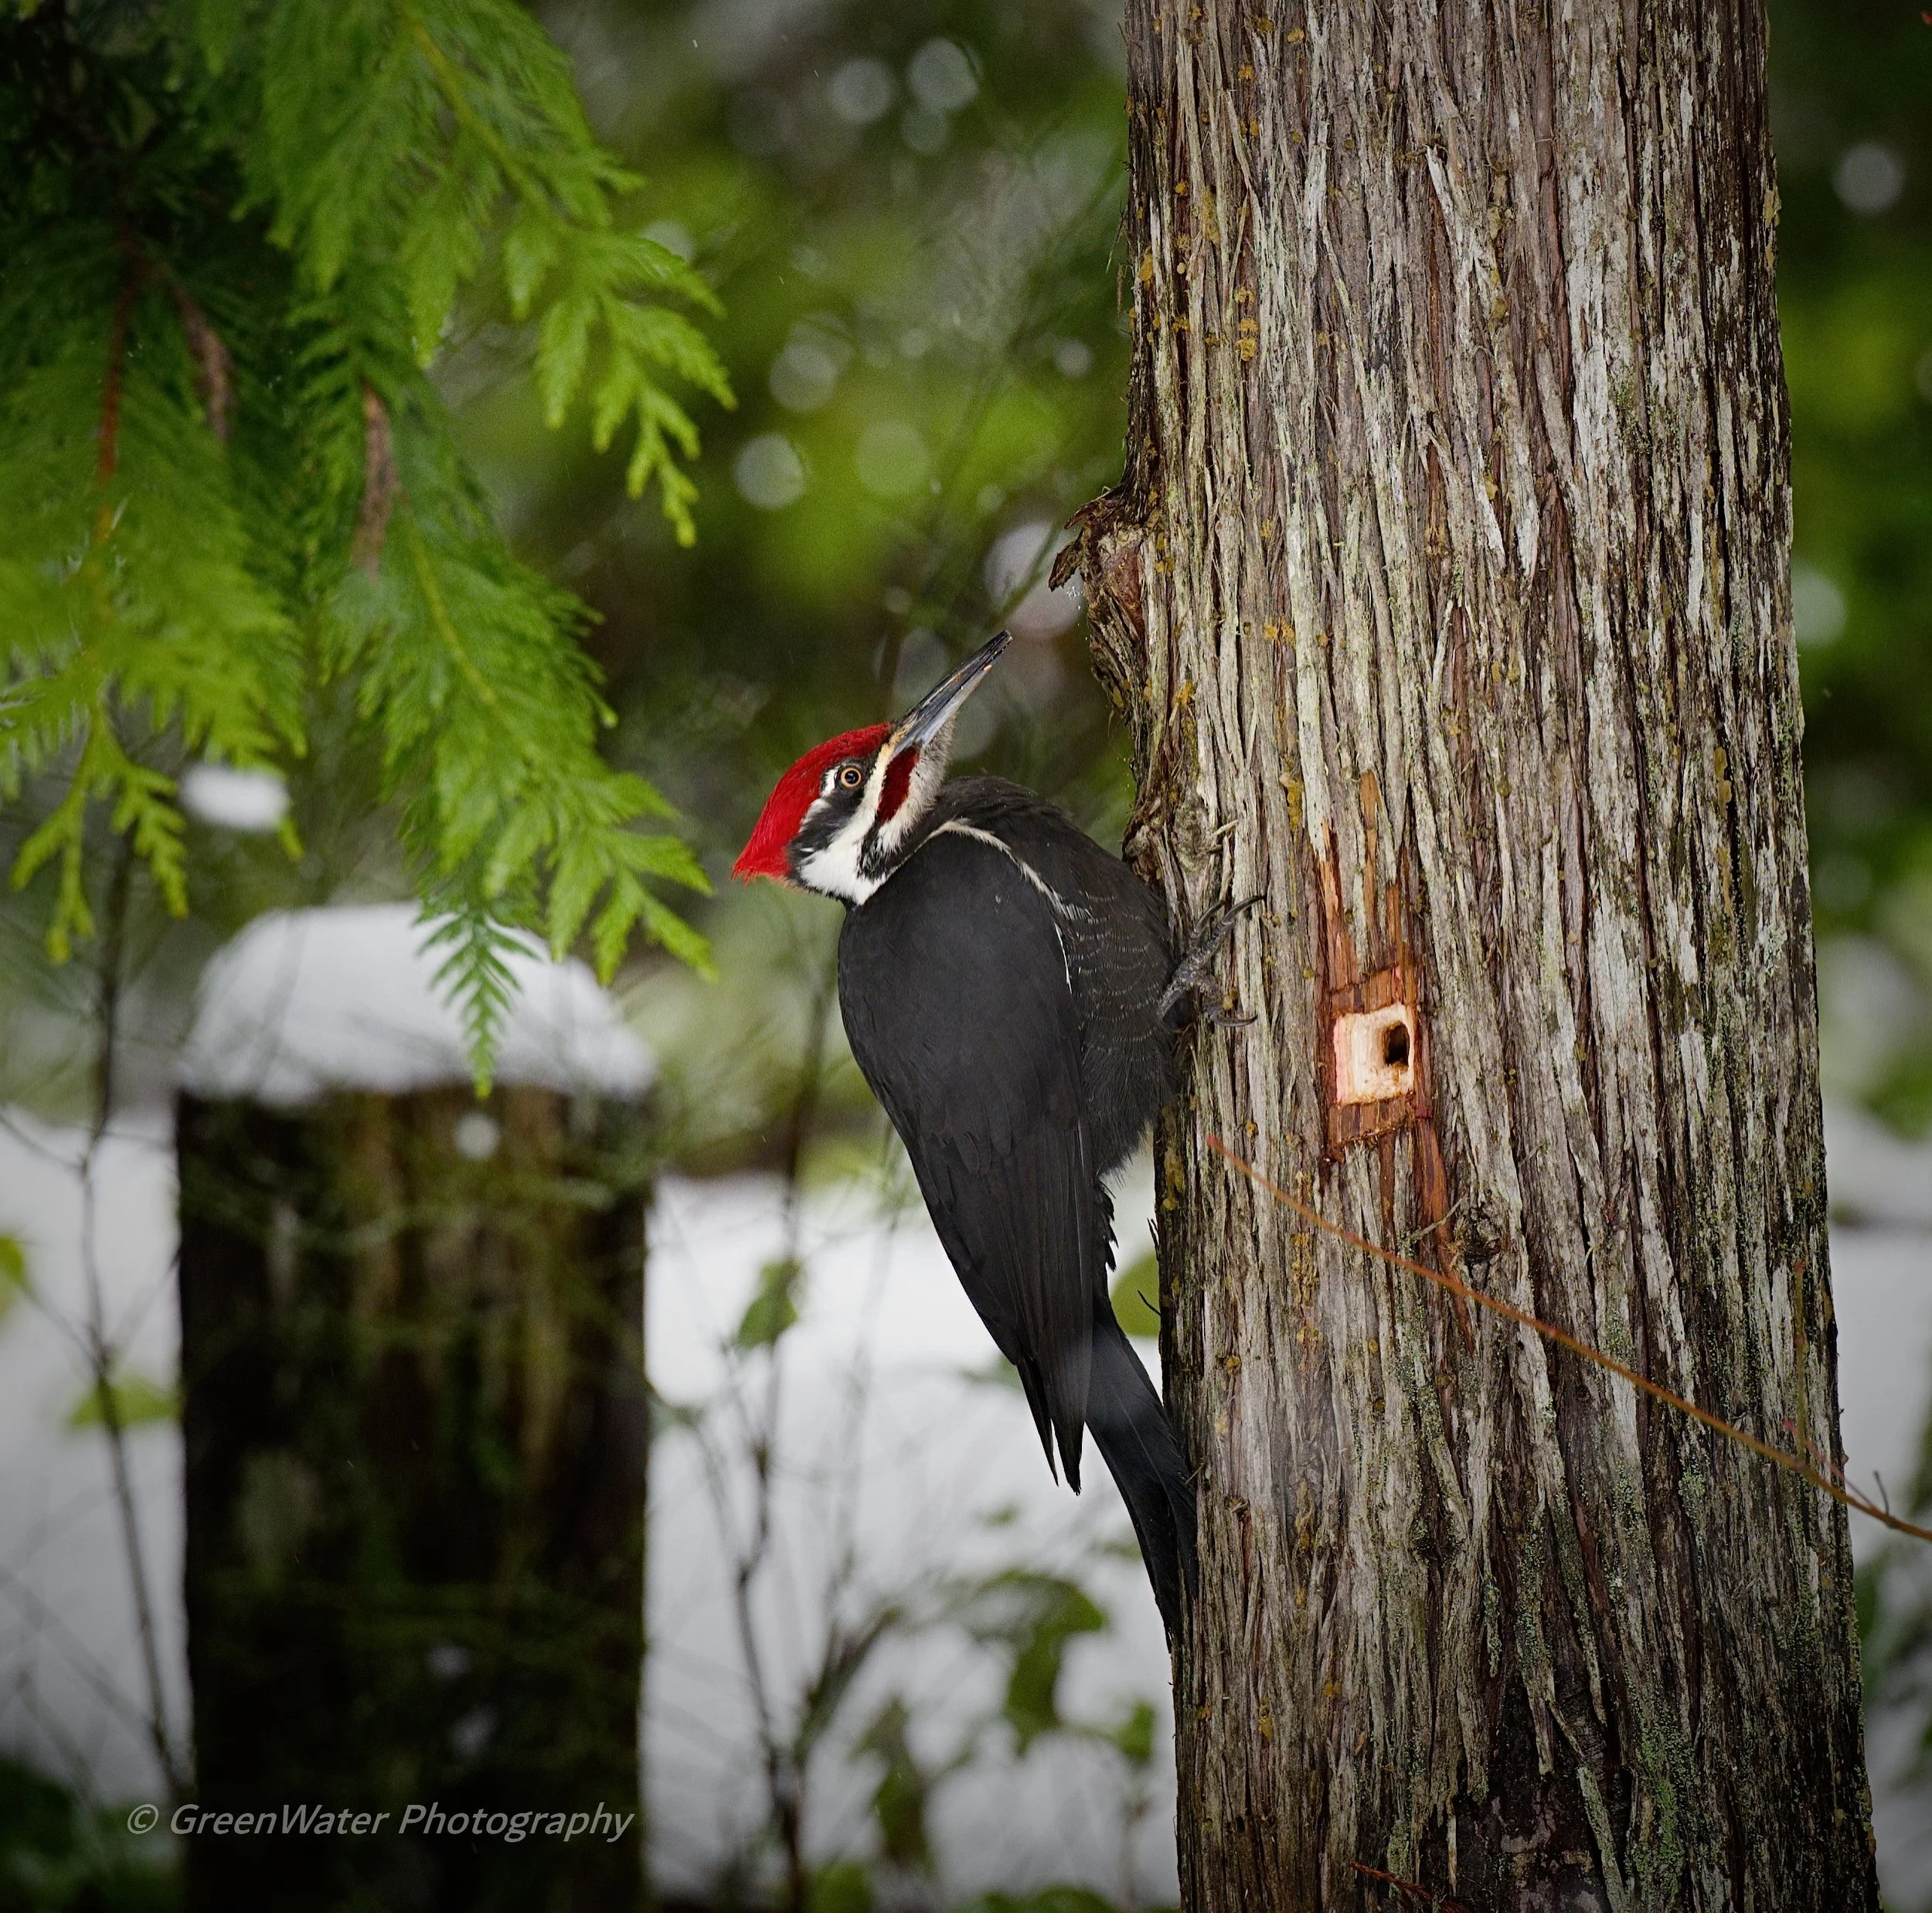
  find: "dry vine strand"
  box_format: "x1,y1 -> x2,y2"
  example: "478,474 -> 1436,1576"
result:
1204,1135 -> 1932,1547
1348,1858 -> 1475,1911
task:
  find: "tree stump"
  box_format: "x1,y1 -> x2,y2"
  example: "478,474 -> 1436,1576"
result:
175,907 -> 653,1913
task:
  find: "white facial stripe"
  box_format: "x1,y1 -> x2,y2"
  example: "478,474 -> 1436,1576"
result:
929,822 -> 1092,921
791,721 -> 970,907
794,751 -> 890,904
795,829 -> 876,904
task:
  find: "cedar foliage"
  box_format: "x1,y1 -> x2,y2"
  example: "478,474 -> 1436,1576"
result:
1,0 -> 731,1073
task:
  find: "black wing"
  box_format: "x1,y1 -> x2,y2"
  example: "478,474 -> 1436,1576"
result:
838,827 -> 1105,1489
954,787 -> 1178,1173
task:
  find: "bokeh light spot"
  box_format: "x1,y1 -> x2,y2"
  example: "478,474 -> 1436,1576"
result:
733,434 -> 808,509
1835,141 -> 1905,216
828,58 -> 896,126
1793,560 -> 1848,648
906,39 -> 979,114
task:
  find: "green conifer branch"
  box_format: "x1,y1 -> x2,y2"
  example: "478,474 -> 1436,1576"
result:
2,0 -> 731,1081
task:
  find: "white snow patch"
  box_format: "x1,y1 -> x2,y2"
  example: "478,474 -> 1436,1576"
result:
1825,1098 -> 1932,1230
176,904 -> 654,1105
179,762 -> 290,834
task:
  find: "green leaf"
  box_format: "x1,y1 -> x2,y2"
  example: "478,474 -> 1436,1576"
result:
635,891 -> 716,981
1109,1250 -> 1162,1338
420,904 -> 521,1094
855,1697 -> 931,1874
503,213 -> 561,318
1100,1698 -> 1157,1768
618,829 -> 711,890
481,802 -> 553,900
0,1237 -> 29,1328
734,1257 -> 803,1350
193,0 -> 250,73
808,1861 -> 875,1913
619,232 -> 725,316
588,875 -> 648,981
547,837 -> 612,955
67,1371 -> 179,1431
618,305 -> 734,403
403,167 -> 486,363
590,356 -> 638,454
952,1571 -> 1107,1751
537,291 -> 596,427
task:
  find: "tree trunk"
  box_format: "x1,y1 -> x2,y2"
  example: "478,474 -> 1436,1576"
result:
177,1084 -> 650,1913
1067,2 -> 1878,1907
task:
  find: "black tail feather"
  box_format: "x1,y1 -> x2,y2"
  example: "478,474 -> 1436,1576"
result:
1086,1308 -> 1196,1641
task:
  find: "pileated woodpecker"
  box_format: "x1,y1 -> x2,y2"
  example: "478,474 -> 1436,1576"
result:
734,631 -> 1231,1637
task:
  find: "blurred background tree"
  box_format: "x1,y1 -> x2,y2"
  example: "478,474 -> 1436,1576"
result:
1772,1 -> 1932,1881
1772,4 -> 1932,1135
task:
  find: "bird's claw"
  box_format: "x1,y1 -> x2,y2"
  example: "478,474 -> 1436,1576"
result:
1160,894 -> 1263,1023
1199,998 -> 1256,1029
1194,894 -> 1262,957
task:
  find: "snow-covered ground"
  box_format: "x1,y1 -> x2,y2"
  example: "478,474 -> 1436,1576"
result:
0,1104 -> 1928,1902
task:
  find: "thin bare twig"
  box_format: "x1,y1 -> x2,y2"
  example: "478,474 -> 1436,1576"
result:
1205,1135 -> 1932,1547
686,955 -> 838,1913
96,246 -> 147,488
169,284 -> 233,441
822,1193 -> 896,1631
352,383 -> 399,576
77,843 -> 186,1796
0,1557 -> 165,1751
0,1107 -> 80,1170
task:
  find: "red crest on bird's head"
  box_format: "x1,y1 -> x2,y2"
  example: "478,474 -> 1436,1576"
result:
733,726 -> 891,883
732,633 -> 1012,900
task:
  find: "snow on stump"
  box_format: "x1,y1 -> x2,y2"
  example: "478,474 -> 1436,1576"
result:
174,906 -> 655,1913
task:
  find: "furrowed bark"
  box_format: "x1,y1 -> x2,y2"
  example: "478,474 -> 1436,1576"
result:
1069,2 -> 1878,1906
178,1085 -> 650,1913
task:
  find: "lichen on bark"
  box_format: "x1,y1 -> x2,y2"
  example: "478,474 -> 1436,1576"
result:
1067,2 -> 1879,1907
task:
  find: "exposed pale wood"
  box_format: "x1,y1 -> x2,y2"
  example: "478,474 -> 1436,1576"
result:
1069,2 -> 1877,1905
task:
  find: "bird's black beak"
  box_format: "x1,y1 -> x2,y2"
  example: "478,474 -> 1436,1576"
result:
889,631 -> 1010,752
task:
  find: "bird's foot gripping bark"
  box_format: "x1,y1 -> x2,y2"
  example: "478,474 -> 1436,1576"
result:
1160,895 -> 1261,1026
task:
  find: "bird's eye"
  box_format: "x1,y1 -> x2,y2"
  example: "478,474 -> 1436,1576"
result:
838,764 -> 864,790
